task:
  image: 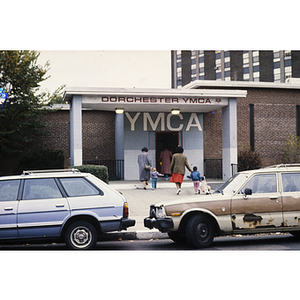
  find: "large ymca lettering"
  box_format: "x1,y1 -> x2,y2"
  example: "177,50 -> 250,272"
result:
125,112 -> 202,132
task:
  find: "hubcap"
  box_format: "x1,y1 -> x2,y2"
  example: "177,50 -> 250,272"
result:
71,226 -> 92,248
196,223 -> 208,240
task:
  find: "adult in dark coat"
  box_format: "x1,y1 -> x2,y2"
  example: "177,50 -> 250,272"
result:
170,146 -> 192,195
138,147 -> 152,189
159,148 -> 173,179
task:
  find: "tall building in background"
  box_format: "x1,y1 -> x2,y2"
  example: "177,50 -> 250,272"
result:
171,50 -> 300,88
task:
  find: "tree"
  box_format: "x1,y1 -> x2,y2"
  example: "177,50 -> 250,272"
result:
238,144 -> 262,171
282,134 -> 300,163
0,51 -> 61,159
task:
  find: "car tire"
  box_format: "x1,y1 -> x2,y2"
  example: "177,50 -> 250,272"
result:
186,214 -> 214,248
65,221 -> 97,250
168,231 -> 187,244
290,231 -> 300,239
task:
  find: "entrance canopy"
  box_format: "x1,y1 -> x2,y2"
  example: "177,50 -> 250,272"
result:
63,87 -> 247,181
63,87 -> 247,113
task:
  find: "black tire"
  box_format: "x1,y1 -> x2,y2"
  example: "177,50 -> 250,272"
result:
168,231 -> 187,244
290,231 -> 300,239
186,214 -> 215,248
65,221 -> 97,250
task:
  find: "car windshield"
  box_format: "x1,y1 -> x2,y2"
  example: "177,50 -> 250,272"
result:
213,173 -> 248,195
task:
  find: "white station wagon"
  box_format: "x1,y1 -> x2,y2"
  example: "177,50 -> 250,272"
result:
0,169 -> 135,249
144,164 -> 300,248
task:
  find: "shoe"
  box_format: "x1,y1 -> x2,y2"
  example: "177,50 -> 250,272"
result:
176,189 -> 181,195
144,187 -> 146,190
198,190 -> 200,194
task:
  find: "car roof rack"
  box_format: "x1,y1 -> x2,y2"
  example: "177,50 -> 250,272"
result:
22,169 -> 81,175
265,163 -> 300,169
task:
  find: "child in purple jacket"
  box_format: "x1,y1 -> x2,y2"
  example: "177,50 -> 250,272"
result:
150,168 -> 163,190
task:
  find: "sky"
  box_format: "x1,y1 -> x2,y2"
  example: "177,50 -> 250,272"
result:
37,50 -> 171,94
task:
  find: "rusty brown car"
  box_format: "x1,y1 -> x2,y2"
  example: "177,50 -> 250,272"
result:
144,164 -> 300,248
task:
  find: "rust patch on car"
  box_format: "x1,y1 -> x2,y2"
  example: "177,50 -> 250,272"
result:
242,214 -> 262,228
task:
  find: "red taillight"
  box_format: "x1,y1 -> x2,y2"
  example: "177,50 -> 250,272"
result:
123,202 -> 129,218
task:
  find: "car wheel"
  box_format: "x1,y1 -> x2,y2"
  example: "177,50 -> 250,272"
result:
65,221 -> 97,250
290,231 -> 300,239
168,231 -> 187,244
186,214 -> 214,248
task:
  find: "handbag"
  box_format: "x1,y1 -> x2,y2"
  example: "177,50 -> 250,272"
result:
144,164 -> 151,170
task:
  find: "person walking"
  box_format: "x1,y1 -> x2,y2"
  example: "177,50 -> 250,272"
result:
138,147 -> 152,189
159,148 -> 173,180
150,168 -> 163,190
187,166 -> 203,194
169,146 -> 192,195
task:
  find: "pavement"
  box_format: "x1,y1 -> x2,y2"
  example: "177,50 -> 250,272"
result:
99,178 -> 224,241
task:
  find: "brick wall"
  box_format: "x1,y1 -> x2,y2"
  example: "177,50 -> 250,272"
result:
82,111 -> 115,161
42,110 -> 115,167
41,110 -> 70,166
203,87 -> 300,168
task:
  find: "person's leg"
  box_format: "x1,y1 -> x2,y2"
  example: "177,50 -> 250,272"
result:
195,181 -> 200,194
176,182 -> 181,194
143,181 -> 146,189
193,181 -> 197,193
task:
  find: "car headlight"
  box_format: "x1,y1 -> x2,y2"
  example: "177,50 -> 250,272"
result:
156,206 -> 166,218
149,205 -> 166,218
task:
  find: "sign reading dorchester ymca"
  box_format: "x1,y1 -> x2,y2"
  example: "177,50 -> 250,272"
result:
100,95 -> 223,104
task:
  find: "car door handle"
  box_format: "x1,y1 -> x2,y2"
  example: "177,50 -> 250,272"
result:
56,204 -> 65,207
4,207 -> 13,211
269,196 -> 278,200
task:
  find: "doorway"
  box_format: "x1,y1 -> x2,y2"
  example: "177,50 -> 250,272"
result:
155,132 -> 179,172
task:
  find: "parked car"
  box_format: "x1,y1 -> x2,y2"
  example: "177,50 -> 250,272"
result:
144,164 -> 300,248
0,169 -> 135,249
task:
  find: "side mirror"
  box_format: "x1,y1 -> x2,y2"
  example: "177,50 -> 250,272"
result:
243,188 -> 252,199
244,188 -> 252,195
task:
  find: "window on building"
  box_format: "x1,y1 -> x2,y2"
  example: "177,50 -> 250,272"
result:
176,51 -> 182,88
191,51 -> 197,81
284,50 -> 292,81
243,51 -> 251,81
198,51 -> 205,79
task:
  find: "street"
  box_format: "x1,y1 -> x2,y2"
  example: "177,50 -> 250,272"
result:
0,233 -> 299,250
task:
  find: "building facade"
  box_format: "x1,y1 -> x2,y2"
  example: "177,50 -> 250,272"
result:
37,51 -> 300,182
172,50 -> 300,87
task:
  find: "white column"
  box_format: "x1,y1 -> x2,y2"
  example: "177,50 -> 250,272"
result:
70,95 -> 82,166
115,112 -> 124,179
222,98 -> 237,181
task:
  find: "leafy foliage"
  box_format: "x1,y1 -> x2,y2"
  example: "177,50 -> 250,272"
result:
72,165 -> 109,184
282,134 -> 300,163
15,148 -> 65,173
0,51 -> 63,159
238,144 -> 262,171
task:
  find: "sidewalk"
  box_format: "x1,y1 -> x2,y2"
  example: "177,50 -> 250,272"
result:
100,178 -> 223,241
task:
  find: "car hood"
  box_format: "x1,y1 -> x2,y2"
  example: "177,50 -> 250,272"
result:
151,193 -> 230,207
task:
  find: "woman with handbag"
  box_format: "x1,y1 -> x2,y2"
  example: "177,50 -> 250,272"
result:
138,147 -> 152,189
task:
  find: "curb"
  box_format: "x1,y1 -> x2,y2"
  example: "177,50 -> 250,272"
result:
99,230 -> 169,241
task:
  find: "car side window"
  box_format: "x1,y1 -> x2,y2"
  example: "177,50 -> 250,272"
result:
282,173 -> 300,192
0,180 -> 20,201
59,177 -> 103,197
23,178 -> 63,200
240,174 -> 277,194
